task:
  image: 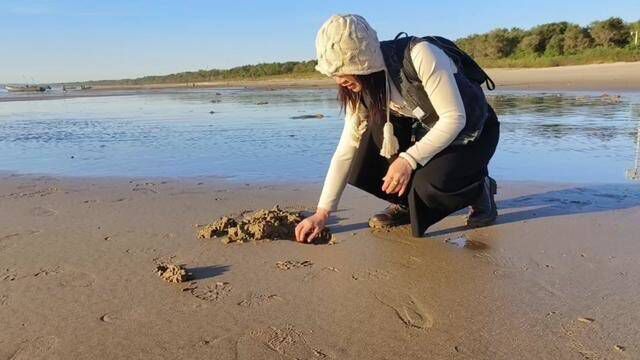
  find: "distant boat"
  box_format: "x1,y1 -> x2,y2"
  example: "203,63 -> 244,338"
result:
62,84 -> 92,91
5,84 -> 50,92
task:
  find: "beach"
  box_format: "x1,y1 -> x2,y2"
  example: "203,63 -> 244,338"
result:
2,61 -> 640,103
1,63 -> 640,359
1,174 -> 639,359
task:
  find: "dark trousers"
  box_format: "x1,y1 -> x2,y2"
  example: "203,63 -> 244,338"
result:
347,106 -> 500,237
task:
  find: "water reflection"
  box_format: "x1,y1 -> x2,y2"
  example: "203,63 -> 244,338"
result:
0,89 -> 638,183
489,93 -> 623,117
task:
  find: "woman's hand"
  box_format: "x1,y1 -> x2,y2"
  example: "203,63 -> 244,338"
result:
382,157 -> 413,196
295,208 -> 329,243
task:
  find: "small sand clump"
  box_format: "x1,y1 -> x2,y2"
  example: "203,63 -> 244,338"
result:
198,205 -> 332,243
155,264 -> 188,283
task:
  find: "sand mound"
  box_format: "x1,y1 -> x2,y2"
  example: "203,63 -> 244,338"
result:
197,216 -> 238,239
155,264 -> 188,283
198,205 -> 332,243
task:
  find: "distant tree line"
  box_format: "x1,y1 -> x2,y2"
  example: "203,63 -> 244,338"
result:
83,17 -> 639,85
86,61 -> 318,85
457,17 -> 640,67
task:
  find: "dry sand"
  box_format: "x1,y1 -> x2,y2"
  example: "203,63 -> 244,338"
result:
487,61 -> 640,92
1,174 -> 639,359
2,61 -> 640,103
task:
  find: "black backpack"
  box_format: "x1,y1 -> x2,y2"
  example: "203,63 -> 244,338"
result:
394,32 -> 495,90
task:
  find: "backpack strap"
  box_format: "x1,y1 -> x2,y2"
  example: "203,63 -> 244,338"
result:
394,32 -> 409,40
422,35 -> 496,91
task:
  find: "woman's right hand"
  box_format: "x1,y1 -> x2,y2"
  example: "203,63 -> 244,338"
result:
295,209 -> 329,243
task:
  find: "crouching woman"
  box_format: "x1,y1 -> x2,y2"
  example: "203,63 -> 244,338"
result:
295,14 -> 500,242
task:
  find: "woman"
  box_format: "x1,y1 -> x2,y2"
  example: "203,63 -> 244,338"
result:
295,14 -> 500,243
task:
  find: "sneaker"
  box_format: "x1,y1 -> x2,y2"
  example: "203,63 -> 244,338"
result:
466,176 -> 498,228
369,204 -> 410,229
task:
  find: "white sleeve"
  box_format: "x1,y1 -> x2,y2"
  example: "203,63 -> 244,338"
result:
317,106 -> 359,212
402,41 -> 466,166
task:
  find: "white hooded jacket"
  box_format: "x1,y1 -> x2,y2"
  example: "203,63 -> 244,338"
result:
315,15 -> 467,212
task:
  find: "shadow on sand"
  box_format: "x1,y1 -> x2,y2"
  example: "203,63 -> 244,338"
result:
188,265 -> 230,281
427,184 -> 640,237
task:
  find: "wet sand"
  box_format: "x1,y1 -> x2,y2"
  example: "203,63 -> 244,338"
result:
1,174 -> 639,359
2,61 -> 640,103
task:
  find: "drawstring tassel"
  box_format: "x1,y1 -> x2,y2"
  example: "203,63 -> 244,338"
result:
380,120 -> 399,158
379,69 -> 399,159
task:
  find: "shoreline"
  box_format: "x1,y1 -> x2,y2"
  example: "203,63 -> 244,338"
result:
1,173 -> 639,358
2,61 -> 640,102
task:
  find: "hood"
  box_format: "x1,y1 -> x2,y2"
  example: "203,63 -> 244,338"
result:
315,14 -> 386,77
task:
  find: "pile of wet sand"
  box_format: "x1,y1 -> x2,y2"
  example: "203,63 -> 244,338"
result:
197,205 -> 332,243
155,264 -> 188,283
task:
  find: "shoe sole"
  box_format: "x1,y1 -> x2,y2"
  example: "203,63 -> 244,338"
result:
466,177 -> 498,228
368,217 -> 411,229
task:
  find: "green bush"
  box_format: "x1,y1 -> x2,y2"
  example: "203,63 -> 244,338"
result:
563,25 -> 593,54
545,34 -> 565,56
590,17 -> 630,48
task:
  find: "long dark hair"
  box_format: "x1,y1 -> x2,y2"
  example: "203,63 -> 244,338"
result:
337,70 -> 386,125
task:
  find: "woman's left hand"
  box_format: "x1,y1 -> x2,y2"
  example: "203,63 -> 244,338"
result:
382,157 -> 413,196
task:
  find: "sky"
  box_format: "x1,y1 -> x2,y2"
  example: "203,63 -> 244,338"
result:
1,0 -> 638,83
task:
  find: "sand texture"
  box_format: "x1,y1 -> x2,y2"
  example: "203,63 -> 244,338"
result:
1,174 -> 639,359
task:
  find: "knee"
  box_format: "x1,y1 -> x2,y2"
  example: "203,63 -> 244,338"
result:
411,170 -> 447,195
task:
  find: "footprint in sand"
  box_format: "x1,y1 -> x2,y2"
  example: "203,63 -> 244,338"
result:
1,230 -> 42,250
473,252 -> 523,275
1,187 -> 58,200
99,308 -> 145,323
125,247 -> 159,256
33,266 -> 62,278
374,293 -> 434,330
0,294 -> 8,306
275,260 -> 313,271
30,206 -> 57,217
351,268 -> 391,281
57,270 -> 96,288
237,293 -> 283,307
9,336 -> 58,360
190,281 -> 232,302
0,233 -> 20,251
240,325 -> 333,359
1,268 -> 18,282
0,233 -> 20,241
303,266 -> 340,282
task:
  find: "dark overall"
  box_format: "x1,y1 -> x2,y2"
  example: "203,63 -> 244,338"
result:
347,36 -> 500,237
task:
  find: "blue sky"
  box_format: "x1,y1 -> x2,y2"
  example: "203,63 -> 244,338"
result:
1,0 -> 638,83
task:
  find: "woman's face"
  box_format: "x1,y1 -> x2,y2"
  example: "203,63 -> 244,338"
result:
333,75 -> 362,92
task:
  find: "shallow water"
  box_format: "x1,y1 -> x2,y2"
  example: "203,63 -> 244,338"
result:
0,88 -> 638,183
